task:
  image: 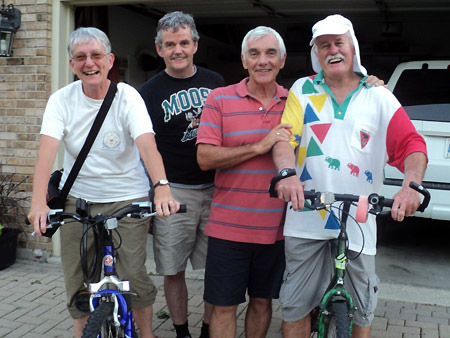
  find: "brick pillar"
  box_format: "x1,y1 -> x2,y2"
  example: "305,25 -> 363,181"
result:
0,0 -> 53,253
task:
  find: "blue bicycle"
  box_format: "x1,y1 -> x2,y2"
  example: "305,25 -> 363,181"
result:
40,198 -> 185,338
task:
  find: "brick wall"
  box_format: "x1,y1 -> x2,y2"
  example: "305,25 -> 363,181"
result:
0,0 -> 53,253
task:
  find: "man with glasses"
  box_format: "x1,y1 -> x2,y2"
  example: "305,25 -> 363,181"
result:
28,27 -> 179,338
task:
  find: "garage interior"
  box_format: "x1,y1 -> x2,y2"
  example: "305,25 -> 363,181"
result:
72,0 -> 450,89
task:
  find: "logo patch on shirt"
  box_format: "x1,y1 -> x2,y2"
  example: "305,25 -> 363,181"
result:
360,130 -> 370,149
103,131 -> 121,150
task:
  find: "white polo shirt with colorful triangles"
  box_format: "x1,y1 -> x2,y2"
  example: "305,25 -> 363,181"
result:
281,71 -> 426,255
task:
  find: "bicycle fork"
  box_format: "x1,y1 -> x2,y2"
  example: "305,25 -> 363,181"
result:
88,219 -> 134,336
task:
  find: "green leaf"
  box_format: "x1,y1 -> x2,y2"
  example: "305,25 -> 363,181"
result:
156,310 -> 170,319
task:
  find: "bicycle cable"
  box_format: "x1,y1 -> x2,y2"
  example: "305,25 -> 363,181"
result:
79,217 -> 125,282
332,202 -> 366,260
80,221 -> 101,282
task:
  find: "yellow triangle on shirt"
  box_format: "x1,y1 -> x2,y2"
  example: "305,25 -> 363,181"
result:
309,94 -> 327,113
297,146 -> 306,167
318,209 -> 328,220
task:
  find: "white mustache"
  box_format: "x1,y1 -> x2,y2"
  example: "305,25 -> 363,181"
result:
325,53 -> 346,64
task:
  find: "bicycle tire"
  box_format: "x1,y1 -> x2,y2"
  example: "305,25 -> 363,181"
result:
82,301 -> 127,338
324,301 -> 351,338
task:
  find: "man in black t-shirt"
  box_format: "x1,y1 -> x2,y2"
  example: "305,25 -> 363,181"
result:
139,11 -> 225,338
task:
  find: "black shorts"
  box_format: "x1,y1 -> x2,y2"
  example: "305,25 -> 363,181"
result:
203,237 -> 285,306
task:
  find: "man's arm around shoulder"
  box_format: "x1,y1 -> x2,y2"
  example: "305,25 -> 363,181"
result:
197,123 -> 292,171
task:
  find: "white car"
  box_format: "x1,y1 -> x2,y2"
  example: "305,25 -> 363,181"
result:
381,60 -> 450,221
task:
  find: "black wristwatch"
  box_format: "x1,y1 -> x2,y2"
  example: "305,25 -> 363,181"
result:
279,168 -> 297,178
268,168 -> 297,197
153,179 -> 170,189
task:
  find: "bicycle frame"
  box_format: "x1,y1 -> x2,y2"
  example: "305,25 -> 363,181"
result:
87,219 -> 134,338
316,201 -> 354,338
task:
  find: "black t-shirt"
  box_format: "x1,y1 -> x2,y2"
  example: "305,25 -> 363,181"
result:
139,66 -> 225,185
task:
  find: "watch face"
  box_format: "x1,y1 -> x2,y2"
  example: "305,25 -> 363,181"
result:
281,169 -> 288,176
159,179 -> 169,185
280,168 -> 295,177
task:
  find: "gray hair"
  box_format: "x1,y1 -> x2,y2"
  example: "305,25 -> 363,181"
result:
155,11 -> 200,47
241,26 -> 286,61
67,27 -> 111,58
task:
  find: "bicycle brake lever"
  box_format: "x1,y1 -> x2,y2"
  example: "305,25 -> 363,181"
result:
409,181 -> 430,212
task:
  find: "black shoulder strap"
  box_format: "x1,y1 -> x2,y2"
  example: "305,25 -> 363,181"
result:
59,81 -> 117,199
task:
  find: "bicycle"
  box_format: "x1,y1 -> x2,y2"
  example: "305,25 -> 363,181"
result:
269,180 -> 430,338
29,197 -> 185,338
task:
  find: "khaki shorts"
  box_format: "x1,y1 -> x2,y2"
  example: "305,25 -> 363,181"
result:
60,196 -> 157,319
281,237 -> 379,327
153,186 -> 212,275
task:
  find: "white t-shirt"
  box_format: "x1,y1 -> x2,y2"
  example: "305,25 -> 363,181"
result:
41,81 -> 153,202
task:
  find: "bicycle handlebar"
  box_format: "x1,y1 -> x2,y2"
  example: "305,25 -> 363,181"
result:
26,199 -> 187,238
269,178 -> 430,219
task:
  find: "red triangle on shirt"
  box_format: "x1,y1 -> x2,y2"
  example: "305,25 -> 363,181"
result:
310,123 -> 332,144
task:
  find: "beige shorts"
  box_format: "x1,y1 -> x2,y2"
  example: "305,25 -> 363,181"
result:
60,196 -> 157,319
281,237 -> 379,327
152,186 -> 212,275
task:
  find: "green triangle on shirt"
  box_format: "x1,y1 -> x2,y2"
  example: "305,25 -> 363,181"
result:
302,80 -> 319,94
306,137 -> 323,157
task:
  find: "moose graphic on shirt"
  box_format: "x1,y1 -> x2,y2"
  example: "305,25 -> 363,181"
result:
160,87 -> 212,143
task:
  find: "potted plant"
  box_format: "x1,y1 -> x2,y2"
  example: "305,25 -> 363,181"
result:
0,172 -> 28,269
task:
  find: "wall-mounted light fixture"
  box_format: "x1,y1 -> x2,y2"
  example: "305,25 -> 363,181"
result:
0,0 -> 21,57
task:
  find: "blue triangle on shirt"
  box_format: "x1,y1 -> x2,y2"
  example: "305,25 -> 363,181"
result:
324,210 -> 341,230
300,166 -> 312,181
304,104 -> 320,124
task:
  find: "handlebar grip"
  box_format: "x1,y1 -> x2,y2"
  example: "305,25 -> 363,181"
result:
24,216 -> 60,238
178,204 -> 187,213
303,190 -> 317,200
382,198 -> 394,208
40,225 -> 60,238
409,181 -> 431,212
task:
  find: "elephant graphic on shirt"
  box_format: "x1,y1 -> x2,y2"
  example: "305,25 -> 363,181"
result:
325,157 -> 340,170
347,163 -> 360,177
364,170 -> 373,184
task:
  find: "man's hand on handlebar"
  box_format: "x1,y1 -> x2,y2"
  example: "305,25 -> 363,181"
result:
27,203 -> 50,236
391,184 -> 422,222
276,175 -> 305,211
153,186 -> 181,217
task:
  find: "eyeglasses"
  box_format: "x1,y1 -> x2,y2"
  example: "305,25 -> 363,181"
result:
72,53 -> 108,63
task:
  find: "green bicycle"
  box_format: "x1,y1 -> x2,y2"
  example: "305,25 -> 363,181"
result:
269,181 -> 430,338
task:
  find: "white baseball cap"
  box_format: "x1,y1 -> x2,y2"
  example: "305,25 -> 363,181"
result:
310,14 -> 367,75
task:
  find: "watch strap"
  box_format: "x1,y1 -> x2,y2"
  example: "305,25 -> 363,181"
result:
268,168 -> 297,198
279,168 -> 297,177
153,180 -> 170,189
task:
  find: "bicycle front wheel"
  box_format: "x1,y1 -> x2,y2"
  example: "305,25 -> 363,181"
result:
324,301 -> 351,338
82,301 -> 127,338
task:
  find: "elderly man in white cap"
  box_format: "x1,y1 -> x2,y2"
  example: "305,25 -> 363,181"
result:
271,14 -> 427,338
